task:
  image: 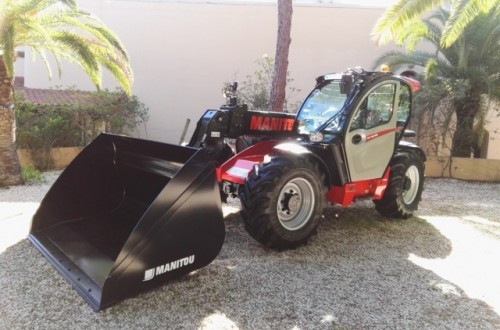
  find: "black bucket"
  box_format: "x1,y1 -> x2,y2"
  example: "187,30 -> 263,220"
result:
28,133 -> 225,311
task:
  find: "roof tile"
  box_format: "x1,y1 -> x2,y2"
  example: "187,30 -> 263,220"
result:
14,82 -> 95,106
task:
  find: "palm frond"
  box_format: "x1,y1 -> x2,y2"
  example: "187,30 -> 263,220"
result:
419,20 -> 442,47
96,52 -> 133,95
476,10 -> 500,60
1,22 -> 16,77
395,20 -> 429,52
374,49 -> 437,69
30,47 -> 54,79
51,31 -> 101,86
59,0 -> 78,10
89,24 -> 129,60
442,0 -> 499,47
55,12 -> 129,60
87,41 -> 133,93
372,0 -> 443,45
1,0 -> 132,94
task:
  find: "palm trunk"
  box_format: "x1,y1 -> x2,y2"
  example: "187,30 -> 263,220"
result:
0,57 -> 22,186
269,0 -> 292,112
451,89 -> 481,158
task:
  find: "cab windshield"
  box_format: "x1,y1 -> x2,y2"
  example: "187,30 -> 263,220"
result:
296,80 -> 348,135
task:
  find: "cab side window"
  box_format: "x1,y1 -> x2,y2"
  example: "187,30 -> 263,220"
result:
397,84 -> 411,127
350,83 -> 396,132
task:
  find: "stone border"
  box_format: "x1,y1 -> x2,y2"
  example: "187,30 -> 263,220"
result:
426,156 -> 500,182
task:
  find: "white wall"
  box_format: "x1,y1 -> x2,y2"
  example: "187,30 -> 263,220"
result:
485,104 -> 500,160
23,1 -> 393,143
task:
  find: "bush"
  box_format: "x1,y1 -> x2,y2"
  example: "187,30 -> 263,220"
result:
21,165 -> 43,184
232,55 -> 301,112
15,88 -> 149,170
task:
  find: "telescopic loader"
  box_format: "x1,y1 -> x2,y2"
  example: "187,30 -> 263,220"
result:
29,67 -> 426,310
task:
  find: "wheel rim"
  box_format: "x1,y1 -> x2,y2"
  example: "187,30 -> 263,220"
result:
276,178 -> 315,231
402,165 -> 420,204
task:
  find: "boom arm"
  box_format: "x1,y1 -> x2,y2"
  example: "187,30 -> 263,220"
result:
188,104 -> 297,149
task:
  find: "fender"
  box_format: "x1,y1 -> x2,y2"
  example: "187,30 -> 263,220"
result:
396,140 -> 427,162
217,140 -> 334,186
273,141 -> 334,187
273,142 -> 312,155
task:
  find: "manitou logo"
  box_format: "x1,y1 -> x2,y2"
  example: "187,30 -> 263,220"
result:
143,255 -> 195,281
249,115 -> 294,132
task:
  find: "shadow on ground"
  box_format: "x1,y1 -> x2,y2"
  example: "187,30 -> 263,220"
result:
1,196 -> 499,329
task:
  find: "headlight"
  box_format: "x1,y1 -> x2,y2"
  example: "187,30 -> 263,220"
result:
309,132 -> 324,142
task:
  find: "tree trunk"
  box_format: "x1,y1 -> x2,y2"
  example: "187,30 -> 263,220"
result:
269,0 -> 293,112
0,57 -> 23,187
451,90 -> 481,158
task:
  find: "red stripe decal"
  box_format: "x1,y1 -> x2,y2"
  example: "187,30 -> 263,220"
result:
366,127 -> 403,142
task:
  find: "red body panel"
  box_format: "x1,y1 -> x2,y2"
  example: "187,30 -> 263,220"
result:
217,140 -> 391,207
326,167 -> 391,207
216,140 -> 280,184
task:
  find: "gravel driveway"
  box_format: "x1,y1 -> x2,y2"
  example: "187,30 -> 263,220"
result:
0,172 -> 499,329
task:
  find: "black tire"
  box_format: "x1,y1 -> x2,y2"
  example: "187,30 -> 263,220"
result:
374,153 -> 425,218
240,156 -> 326,250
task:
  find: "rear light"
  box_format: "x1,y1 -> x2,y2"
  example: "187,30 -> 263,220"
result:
401,76 -> 421,93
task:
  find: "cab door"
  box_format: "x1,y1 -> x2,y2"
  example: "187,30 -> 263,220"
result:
344,81 -> 404,182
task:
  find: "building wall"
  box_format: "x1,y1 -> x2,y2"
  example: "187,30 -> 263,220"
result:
412,102 -> 500,160
23,1 -> 393,143
485,104 -> 500,160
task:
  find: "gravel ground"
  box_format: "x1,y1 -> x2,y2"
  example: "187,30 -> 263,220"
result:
0,171 -> 499,329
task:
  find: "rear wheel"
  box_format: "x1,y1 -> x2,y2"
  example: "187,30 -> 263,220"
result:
240,156 -> 326,250
374,153 -> 424,218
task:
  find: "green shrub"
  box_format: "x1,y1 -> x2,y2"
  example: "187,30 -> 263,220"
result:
231,55 -> 301,113
15,88 -> 149,170
21,165 -> 43,184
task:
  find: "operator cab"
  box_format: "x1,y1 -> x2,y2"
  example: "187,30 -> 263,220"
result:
295,67 -> 421,183
296,67 -> 419,145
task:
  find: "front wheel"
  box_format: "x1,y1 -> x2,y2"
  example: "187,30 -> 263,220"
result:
240,156 -> 326,250
374,153 -> 425,218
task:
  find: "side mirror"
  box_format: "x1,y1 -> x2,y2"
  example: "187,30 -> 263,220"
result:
403,130 -> 416,138
340,73 -> 353,95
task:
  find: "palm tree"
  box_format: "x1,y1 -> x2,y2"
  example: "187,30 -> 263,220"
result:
0,0 -> 133,186
372,0 -> 498,48
373,8 -> 500,157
